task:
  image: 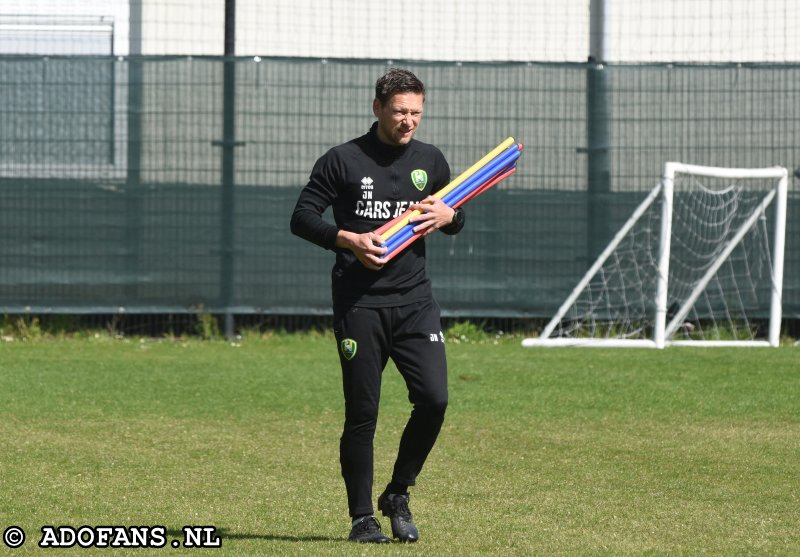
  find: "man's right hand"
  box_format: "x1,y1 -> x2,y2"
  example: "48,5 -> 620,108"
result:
335,230 -> 388,271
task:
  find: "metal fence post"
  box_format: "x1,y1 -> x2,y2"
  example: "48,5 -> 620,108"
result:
587,0 -> 612,261
219,0 -> 238,338
126,0 -> 143,301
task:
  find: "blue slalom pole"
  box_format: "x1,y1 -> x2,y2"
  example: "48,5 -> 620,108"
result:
443,147 -> 521,208
383,148 -> 520,255
383,145 -> 521,255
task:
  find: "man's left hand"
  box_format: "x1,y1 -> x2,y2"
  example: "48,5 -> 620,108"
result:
408,197 -> 455,237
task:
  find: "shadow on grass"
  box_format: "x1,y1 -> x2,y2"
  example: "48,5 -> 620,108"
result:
166,528 -> 342,543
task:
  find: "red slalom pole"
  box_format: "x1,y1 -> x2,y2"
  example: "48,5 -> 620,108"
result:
452,164 -> 518,208
377,143 -> 522,239
375,207 -> 413,237
382,146 -> 523,252
380,165 -> 518,263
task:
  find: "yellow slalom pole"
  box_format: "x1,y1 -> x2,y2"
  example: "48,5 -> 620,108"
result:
380,136 -> 516,241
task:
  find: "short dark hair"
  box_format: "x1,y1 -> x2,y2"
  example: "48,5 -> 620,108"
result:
374,68 -> 425,105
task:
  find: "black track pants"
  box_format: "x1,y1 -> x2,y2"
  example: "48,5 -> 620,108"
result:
333,298 -> 449,518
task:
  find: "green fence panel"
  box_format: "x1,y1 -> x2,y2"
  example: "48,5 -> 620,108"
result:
0,57 -> 798,318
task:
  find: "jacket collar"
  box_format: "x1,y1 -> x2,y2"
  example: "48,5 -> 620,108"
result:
367,122 -> 412,156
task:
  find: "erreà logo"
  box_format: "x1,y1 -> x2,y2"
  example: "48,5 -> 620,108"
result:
411,169 -> 428,191
341,338 -> 358,360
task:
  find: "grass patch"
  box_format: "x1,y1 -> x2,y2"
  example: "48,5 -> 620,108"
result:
0,335 -> 797,555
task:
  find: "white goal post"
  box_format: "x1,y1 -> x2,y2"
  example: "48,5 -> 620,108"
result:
523,162 -> 788,348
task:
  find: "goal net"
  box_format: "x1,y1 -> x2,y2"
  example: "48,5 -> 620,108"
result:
523,163 -> 788,348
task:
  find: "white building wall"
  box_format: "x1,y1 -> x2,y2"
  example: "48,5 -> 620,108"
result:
236,0 -> 800,62
609,0 -> 799,63
140,0 -> 224,55
0,0 -> 129,55
0,0 -> 798,61
234,0 -> 589,62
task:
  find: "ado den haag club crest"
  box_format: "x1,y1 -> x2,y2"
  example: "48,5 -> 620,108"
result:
340,338 -> 358,360
411,169 -> 428,191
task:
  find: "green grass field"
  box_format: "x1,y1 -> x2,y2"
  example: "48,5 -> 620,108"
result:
0,332 -> 798,556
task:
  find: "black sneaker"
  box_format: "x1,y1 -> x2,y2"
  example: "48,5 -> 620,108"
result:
348,516 -> 391,544
377,492 -> 419,543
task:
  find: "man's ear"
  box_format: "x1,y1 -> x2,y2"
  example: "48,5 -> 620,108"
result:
372,99 -> 381,118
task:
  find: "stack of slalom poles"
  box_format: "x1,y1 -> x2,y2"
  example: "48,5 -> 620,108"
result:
376,137 -> 523,262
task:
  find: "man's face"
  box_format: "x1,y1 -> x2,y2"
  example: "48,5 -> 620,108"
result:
373,92 -> 424,146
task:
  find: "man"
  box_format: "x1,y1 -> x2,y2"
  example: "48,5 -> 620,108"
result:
290,68 -> 465,543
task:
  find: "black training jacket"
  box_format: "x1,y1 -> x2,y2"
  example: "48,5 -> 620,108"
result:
290,122 -> 465,307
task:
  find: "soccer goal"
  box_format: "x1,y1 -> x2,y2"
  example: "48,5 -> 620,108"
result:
523,162 -> 788,348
